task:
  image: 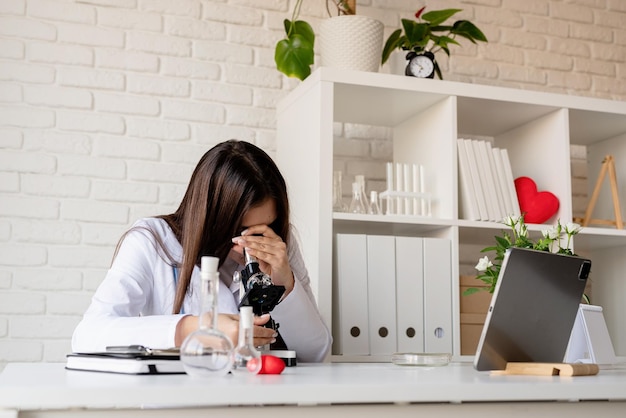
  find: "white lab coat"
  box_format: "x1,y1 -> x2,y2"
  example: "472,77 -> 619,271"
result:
71,218 -> 332,362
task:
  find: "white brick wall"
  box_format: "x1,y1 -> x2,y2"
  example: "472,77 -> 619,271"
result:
1,0 -> 625,371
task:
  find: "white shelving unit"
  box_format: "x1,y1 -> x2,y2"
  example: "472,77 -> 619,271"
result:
276,67 -> 626,361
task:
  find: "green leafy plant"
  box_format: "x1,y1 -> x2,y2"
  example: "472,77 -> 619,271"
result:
464,214 -> 584,296
275,0 -> 355,81
381,7 -> 487,79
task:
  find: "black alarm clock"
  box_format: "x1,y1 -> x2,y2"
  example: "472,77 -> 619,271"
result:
405,51 -> 435,79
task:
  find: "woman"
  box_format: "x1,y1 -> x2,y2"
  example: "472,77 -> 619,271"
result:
72,140 -> 332,362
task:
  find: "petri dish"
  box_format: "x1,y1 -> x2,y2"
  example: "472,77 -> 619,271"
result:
391,352 -> 451,367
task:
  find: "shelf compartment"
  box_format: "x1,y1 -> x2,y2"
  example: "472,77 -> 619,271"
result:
277,67 -> 626,359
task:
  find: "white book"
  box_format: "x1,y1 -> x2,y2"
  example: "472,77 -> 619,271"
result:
471,139 -> 499,221
457,139 -> 480,220
500,148 -> 521,216
484,141 -> 508,220
463,139 -> 489,220
491,145 -> 514,217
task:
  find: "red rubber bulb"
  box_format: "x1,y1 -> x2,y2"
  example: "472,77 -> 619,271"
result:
257,354 -> 285,375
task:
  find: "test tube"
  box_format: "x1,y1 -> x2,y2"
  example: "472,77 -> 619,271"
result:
420,164 -> 426,215
386,162 -> 394,215
403,163 -> 411,215
412,163 -> 419,215
395,162 -> 403,215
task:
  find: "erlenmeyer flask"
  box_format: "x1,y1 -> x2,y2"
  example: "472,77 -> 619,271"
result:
369,191 -> 382,215
180,256 -> 234,377
349,182 -> 366,214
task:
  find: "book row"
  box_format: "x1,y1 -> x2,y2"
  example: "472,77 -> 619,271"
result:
457,138 -> 521,221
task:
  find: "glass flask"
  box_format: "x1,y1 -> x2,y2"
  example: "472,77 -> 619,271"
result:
232,306 -> 262,375
368,191 -> 382,215
349,181 -> 366,214
355,174 -> 371,213
180,256 -> 234,377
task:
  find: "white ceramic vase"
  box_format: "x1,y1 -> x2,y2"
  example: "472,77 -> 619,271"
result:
319,15 -> 384,73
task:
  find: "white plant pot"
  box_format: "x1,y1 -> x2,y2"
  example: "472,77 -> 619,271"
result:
319,15 -> 384,73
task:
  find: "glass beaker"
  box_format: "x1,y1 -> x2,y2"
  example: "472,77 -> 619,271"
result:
333,170 -> 347,212
355,174 -> 371,213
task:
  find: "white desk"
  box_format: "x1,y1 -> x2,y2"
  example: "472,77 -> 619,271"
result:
1,362 -> 626,417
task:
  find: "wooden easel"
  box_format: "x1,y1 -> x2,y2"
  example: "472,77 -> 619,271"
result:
575,155 -> 623,229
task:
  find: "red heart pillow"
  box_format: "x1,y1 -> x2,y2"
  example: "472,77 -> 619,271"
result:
514,176 -> 559,224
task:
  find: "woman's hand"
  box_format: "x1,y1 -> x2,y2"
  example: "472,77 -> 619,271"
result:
175,313 -> 276,347
231,224 -> 295,295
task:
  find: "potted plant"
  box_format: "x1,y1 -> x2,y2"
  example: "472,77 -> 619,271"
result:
275,1 -> 355,80
275,1 -> 383,80
465,214 -> 586,297
381,7 -> 488,79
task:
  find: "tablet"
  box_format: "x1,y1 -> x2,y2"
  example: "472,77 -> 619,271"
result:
474,247 -> 591,371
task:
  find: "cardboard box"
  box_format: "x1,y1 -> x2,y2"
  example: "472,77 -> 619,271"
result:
459,275 -> 491,355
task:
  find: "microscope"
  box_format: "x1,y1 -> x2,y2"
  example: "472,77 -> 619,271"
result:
234,248 -> 296,366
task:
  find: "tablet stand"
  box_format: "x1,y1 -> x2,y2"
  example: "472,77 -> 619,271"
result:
493,362 -> 599,376
564,304 -> 617,365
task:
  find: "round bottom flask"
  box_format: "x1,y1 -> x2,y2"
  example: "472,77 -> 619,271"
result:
180,328 -> 234,377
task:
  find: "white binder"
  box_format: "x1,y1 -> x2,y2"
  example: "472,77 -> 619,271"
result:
422,238 -> 452,353
335,234 -> 370,355
366,235 -> 397,355
395,236 -> 424,353
564,304 -> 617,365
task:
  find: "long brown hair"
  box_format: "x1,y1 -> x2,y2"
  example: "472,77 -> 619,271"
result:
111,140 -> 290,314
160,140 -> 290,313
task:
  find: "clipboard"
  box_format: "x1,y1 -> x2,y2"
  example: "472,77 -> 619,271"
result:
66,345 -> 184,375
